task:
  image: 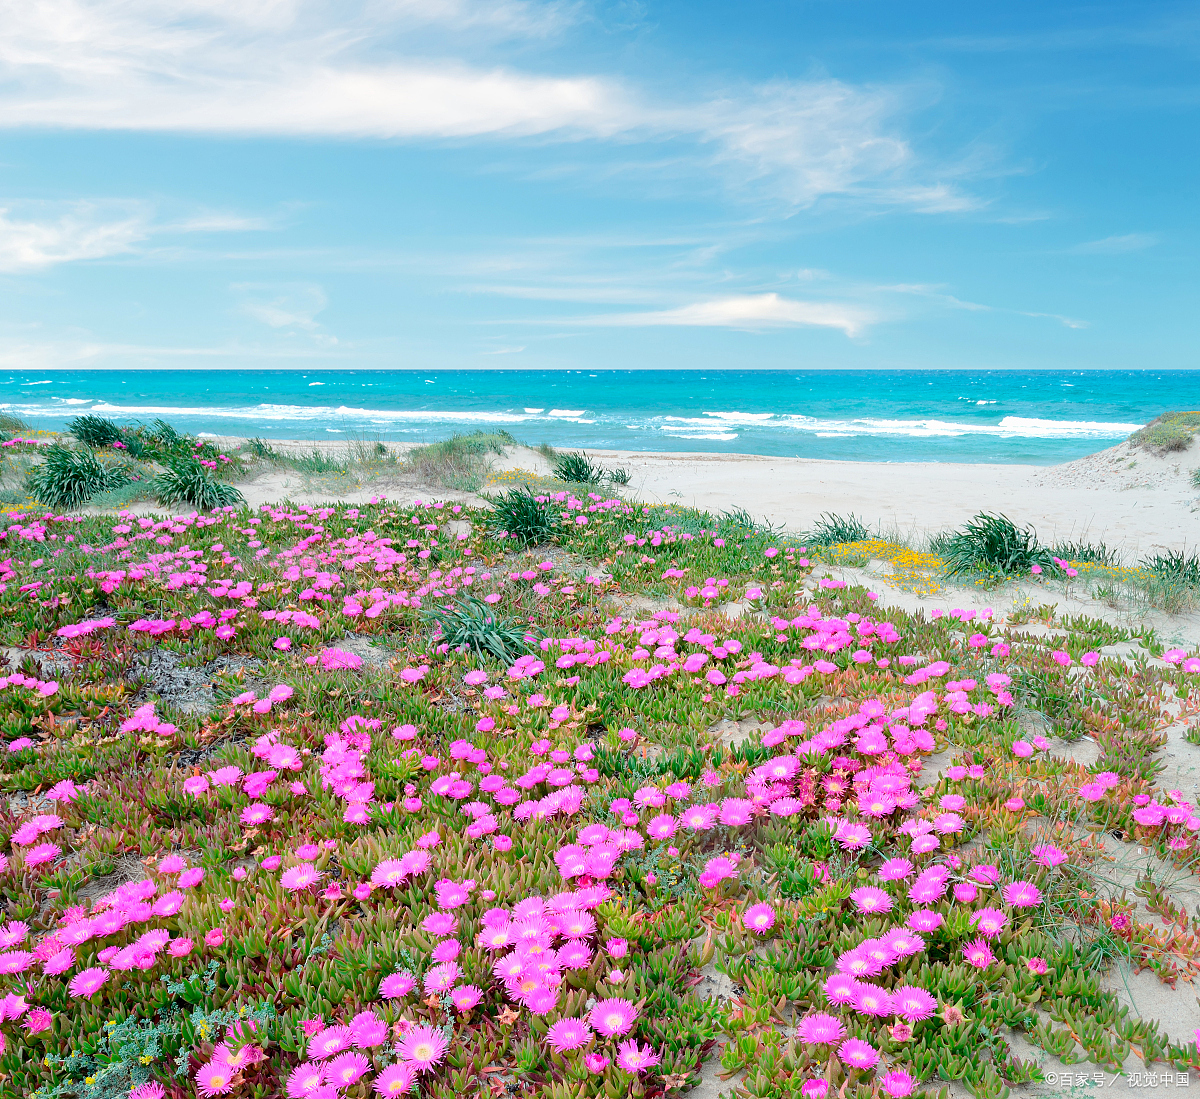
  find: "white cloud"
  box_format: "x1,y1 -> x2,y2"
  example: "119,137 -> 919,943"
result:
234,281 -> 338,344
1067,232 -> 1159,254
0,199 -> 275,272
0,0 -> 962,210
571,293 -> 875,337
0,203 -> 150,271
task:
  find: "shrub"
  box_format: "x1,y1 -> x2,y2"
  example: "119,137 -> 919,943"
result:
607,466 -> 631,486
154,458 -> 244,510
425,595 -> 531,662
553,451 -> 602,485
1128,411 -> 1200,454
808,512 -> 870,547
25,446 -> 129,509
941,512 -> 1054,577
68,414 -> 125,448
1191,467 -> 1200,489
0,413 -> 29,434
490,489 -> 558,545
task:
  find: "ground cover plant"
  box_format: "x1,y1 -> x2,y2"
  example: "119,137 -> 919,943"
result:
0,450 -> 1197,1099
1127,412 -> 1200,455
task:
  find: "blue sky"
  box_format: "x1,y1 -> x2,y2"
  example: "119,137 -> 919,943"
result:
0,0 -> 1196,372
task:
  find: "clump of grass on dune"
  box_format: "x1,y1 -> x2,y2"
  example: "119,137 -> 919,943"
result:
5,414 -> 1200,1099
405,430 -> 517,492
1128,411 -> 1200,454
941,512 -> 1054,580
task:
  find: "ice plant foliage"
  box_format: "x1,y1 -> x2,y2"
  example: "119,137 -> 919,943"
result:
0,478 -> 1192,1097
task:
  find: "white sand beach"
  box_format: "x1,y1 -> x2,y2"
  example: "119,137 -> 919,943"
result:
222,434 -> 1199,560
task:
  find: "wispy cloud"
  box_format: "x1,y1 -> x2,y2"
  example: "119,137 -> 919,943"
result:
0,1 -> 969,211
881,282 -> 1087,329
233,281 -> 337,344
1066,232 -> 1159,254
564,293 -> 876,337
0,199 -> 274,272
0,202 -> 149,272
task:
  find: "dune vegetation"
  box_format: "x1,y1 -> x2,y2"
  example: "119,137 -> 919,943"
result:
0,454 -> 1196,1099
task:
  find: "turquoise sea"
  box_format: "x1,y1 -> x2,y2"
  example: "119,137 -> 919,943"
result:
3,370 -> 1197,465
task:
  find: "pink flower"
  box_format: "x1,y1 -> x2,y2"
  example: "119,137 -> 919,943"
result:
398,1024 -> 448,1070
590,997 -> 637,1037
380,971 -> 416,999
327,1051 -> 370,1088
1026,956 -> 1048,974
849,886 -> 892,914
796,1012 -> 845,1044
1003,880 -> 1042,907
205,928 -> 225,947
962,938 -> 995,968
891,986 -> 937,1022
373,1063 -> 418,1095
546,1017 -> 594,1052
881,1069 -> 917,1097
308,1025 -> 354,1060
24,1008 -> 52,1035
616,1039 -> 660,1073
743,903 -> 775,934
195,1061 -> 235,1096
838,1037 -> 879,1071
281,865 -> 323,892
68,966 -> 109,998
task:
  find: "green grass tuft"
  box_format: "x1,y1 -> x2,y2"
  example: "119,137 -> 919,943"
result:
425,594 -> 532,663
552,451 -> 603,485
154,458 -> 245,510
25,446 -> 130,509
941,512 -> 1054,578
489,488 -> 558,545
807,512 -> 870,547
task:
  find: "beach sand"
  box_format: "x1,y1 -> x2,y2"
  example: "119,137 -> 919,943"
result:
219,434 -> 1199,560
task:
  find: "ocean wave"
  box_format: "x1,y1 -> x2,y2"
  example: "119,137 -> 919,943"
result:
5,401 -> 600,425
651,413 -> 1141,439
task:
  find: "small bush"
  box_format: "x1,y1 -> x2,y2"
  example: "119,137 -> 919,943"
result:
68,415 -> 125,448
25,446 -> 130,509
0,413 -> 29,434
608,466 -> 631,486
155,458 -> 244,510
490,489 -> 558,545
553,452 -> 602,485
425,595 -> 531,663
808,512 -> 870,547
1128,411 -> 1200,454
1191,467 -> 1200,489
942,512 -> 1054,577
